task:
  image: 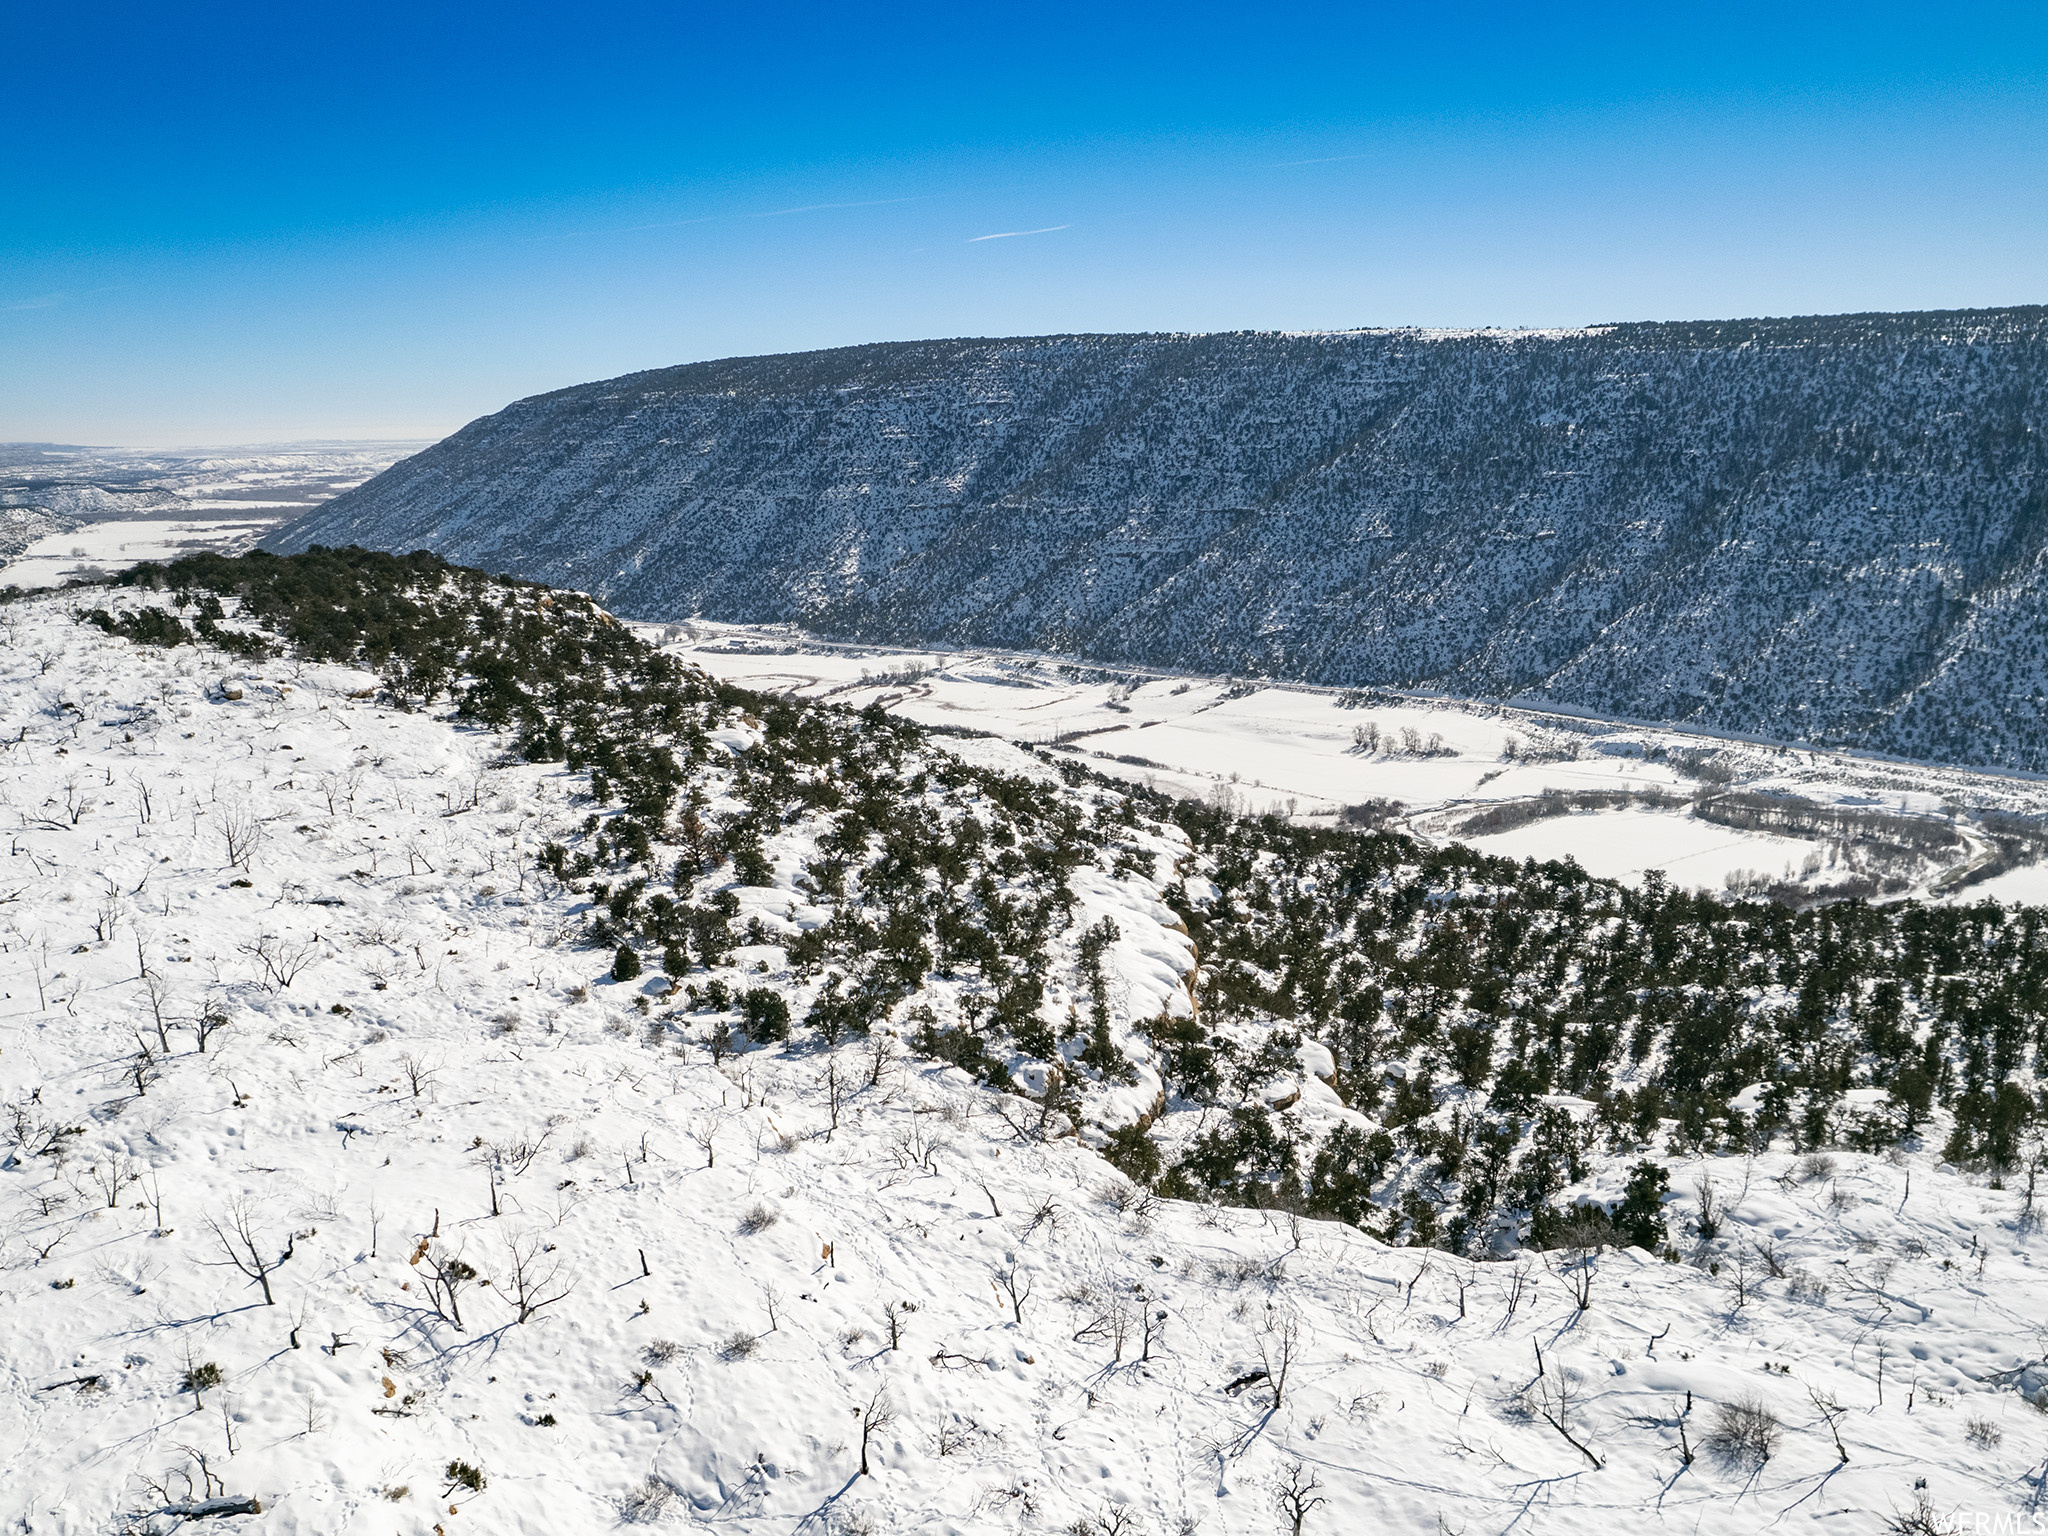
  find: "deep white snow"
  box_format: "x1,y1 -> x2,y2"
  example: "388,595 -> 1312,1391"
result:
0,592 -> 2041,1536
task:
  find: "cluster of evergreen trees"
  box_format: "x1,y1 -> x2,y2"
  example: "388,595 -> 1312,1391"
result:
87,547 -> 2048,1257
1142,798 -> 2047,1249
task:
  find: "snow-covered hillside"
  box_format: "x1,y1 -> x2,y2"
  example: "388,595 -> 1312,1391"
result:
267,309 -> 2048,772
3,557 -> 2046,1534
0,509 -> 74,570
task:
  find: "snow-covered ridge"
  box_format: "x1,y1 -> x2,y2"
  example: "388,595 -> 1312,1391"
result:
2,567 -> 2046,1533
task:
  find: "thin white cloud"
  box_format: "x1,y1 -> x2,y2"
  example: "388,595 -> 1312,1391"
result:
527,216 -> 718,243
614,217 -> 719,233
968,225 -> 1070,242
759,197 -> 924,217
1,292 -> 68,311
530,196 -> 920,243
1275,154 -> 1367,167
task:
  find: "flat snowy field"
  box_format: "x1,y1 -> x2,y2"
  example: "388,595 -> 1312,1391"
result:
0,442 -> 425,595
0,591 -> 2042,1534
661,622 -> 2048,905
1,519 -> 285,593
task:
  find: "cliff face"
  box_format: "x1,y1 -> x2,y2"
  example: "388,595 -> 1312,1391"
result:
270,309 -> 2048,770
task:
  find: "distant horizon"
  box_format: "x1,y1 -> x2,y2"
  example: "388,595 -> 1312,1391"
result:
1,437 -> 439,455
15,295 -> 2048,451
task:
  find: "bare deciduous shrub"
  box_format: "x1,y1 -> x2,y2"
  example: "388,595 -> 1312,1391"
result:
1703,1395 -> 1780,1465
926,1414 -> 993,1457
1693,1174 -> 1722,1241
1797,1153 -> 1838,1183
240,932 -> 320,992
1965,1416 -> 2003,1449
1884,1491 -> 1957,1535
1786,1271 -> 1830,1304
1066,1501 -> 1143,1536
202,1200 -> 295,1305
641,1339 -> 684,1366
991,1261 -> 1033,1323
397,1052 -> 437,1097
621,1474 -> 674,1523
418,1245 -> 479,1331
1275,1458 -> 1327,1535
500,1233 -> 572,1323
1209,1252 -> 1282,1287
737,1201 -> 778,1235
1021,1196 -> 1063,1239
720,1330 -> 760,1360
1099,1178 -> 1143,1214
1093,1178 -> 1159,1225
881,1298 -> 914,1349
857,1387 -> 896,1476
1257,1309 -> 1302,1408
219,805 -> 264,870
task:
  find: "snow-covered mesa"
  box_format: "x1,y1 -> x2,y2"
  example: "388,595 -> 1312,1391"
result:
266,312 -> 2048,774
0,586 -> 2041,1536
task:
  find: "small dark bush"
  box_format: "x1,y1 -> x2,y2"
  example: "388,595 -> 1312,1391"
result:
1339,798 -> 1404,828
912,1021 -> 1011,1087
1103,1123 -> 1162,1184
1615,1161 -> 1670,1250
739,988 -> 790,1042
445,1460 -> 487,1493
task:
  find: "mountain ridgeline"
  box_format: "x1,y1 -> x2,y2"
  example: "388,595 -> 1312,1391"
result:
271,308 -> 2048,771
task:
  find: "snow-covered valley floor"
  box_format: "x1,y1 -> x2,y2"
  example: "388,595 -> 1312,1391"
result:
0,519 -> 286,595
661,622 -> 2048,909
0,588 -> 2043,1535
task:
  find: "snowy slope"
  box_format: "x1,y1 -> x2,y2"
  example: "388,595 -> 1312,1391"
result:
0,582 -> 2043,1536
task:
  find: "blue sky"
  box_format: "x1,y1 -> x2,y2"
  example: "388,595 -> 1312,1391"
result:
4,1 -> 2044,443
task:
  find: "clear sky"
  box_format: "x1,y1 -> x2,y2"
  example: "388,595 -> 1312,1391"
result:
4,1 -> 2044,444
